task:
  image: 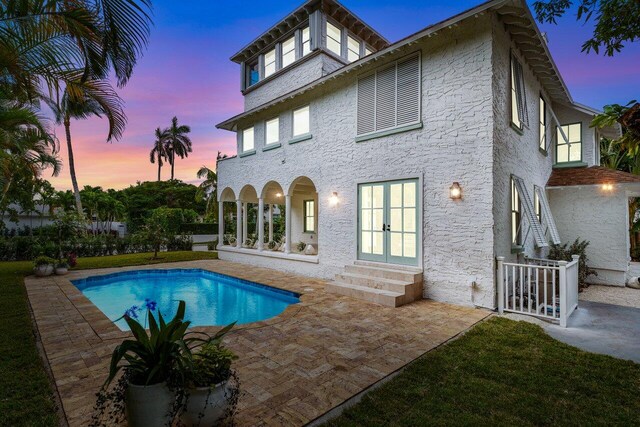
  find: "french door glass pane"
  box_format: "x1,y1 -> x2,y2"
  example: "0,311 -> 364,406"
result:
404,182 -> 416,207
404,208 -> 416,232
390,184 -> 402,207
362,231 -> 371,253
373,231 -> 384,255
390,233 -> 402,256
372,186 -> 383,208
404,234 -> 416,258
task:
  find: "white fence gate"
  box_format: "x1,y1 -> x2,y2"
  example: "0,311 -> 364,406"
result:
497,255 -> 580,327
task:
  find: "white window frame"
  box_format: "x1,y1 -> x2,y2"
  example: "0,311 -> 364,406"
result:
347,34 -> 360,62
265,117 -> 280,145
301,26 -> 311,57
326,20 -> 342,57
292,105 -> 310,137
264,48 -> 276,78
510,53 -> 527,131
556,122 -> 582,164
242,127 -> 254,152
539,96 -> 547,152
281,35 -> 296,68
356,52 -> 422,138
511,177 -> 521,248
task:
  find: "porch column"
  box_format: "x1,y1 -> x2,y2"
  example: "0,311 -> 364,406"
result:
268,204 -> 273,242
285,194 -> 291,253
242,202 -> 248,245
257,198 -> 264,250
236,199 -> 242,247
218,200 -> 224,246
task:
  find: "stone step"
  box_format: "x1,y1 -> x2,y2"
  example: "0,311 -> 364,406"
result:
345,264 -> 422,283
335,272 -> 410,293
354,260 -> 423,273
325,281 -> 404,307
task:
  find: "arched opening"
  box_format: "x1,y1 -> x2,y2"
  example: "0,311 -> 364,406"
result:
261,181 -> 286,247
287,176 -> 318,255
238,185 -> 259,249
218,188 -> 236,245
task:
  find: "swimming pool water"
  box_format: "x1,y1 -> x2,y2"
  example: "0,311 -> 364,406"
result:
72,269 -> 300,331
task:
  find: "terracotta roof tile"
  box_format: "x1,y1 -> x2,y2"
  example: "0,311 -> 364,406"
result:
547,166 -> 640,187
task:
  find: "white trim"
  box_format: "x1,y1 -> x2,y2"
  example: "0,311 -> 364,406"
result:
218,245 -> 319,264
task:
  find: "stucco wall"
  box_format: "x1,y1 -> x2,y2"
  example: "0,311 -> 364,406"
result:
548,185 -> 629,286
218,16 -> 496,308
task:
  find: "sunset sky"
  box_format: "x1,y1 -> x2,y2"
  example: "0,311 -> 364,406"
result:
46,0 -> 640,191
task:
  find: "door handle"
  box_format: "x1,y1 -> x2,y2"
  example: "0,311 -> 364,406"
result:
382,224 -> 386,231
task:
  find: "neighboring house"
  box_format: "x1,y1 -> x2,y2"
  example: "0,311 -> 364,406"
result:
215,0 -> 628,314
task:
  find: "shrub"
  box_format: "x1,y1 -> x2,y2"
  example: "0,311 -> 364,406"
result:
188,342 -> 237,387
207,241 -> 217,251
180,223 -> 217,235
548,238 -> 597,290
267,240 -> 277,250
33,255 -> 56,267
167,234 -> 193,252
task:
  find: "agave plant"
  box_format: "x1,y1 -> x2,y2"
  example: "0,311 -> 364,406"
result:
105,301 -> 235,387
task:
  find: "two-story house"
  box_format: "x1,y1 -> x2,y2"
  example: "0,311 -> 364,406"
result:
215,0 -> 632,314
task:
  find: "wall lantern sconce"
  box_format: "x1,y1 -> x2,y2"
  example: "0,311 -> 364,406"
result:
601,183 -> 613,191
449,182 -> 462,200
329,192 -> 339,206
275,192 -> 282,198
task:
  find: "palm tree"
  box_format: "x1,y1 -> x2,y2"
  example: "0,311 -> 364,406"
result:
150,127 -> 169,181
196,165 -> 218,220
163,117 -> 192,180
46,80 -> 126,215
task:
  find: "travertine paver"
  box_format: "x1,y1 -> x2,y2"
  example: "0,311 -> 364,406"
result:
25,260 -> 490,426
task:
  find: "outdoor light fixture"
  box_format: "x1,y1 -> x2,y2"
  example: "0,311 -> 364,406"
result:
329,192 -> 339,206
449,182 -> 462,199
601,183 -> 613,191
275,192 -> 282,197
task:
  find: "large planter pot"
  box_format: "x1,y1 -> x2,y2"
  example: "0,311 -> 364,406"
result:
55,267 -> 69,275
126,382 -> 175,427
180,382 -> 229,426
34,265 -> 54,277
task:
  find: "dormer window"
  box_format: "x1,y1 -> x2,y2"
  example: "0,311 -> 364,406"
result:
264,48 -> 276,78
326,21 -> 342,56
302,27 -> 311,56
246,60 -> 259,87
282,36 -> 296,68
347,35 -> 360,62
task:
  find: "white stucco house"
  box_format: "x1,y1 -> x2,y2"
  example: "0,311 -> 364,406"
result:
214,0 -> 633,322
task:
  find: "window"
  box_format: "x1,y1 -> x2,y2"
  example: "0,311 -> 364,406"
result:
347,35 -> 360,62
510,54 -> 527,130
556,123 -> 582,163
282,36 -> 296,68
326,21 -> 342,56
304,200 -> 315,232
364,47 -> 373,56
357,54 -> 420,136
242,127 -> 254,152
293,106 -> 310,136
539,96 -> 547,151
246,60 -> 259,87
264,48 -> 276,78
511,178 -> 521,247
265,118 -> 279,145
301,27 -> 311,56
534,188 -> 542,222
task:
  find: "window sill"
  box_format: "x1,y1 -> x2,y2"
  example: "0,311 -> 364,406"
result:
553,161 -> 587,169
288,133 -> 312,145
239,149 -> 256,158
539,147 -> 548,156
355,122 -> 423,143
262,143 -> 281,152
510,122 -> 524,135
511,245 -> 524,254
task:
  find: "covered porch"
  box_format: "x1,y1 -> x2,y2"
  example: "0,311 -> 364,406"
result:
217,176 -> 319,262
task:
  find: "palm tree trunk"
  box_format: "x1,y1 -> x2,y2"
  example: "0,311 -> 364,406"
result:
64,118 -> 83,216
157,159 -> 162,181
170,150 -> 175,180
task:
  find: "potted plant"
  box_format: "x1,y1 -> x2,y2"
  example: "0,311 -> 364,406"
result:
94,301 -> 203,427
267,240 -> 278,250
55,259 -> 70,275
180,332 -> 238,425
297,241 -> 307,253
33,256 -> 55,277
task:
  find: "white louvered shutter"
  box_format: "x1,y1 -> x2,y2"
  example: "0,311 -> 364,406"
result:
512,176 -> 547,248
375,65 -> 396,131
536,187 -> 561,245
357,73 -> 376,135
396,56 -> 420,126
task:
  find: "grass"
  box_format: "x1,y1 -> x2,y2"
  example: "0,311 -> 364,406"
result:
327,317 -> 640,426
0,251 -> 218,427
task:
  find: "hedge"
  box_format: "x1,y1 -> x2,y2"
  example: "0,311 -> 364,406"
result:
180,223 -> 218,235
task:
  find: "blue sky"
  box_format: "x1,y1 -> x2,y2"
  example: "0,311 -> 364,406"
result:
48,0 -> 640,190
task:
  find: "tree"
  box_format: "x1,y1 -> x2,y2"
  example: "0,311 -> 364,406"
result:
533,0 -> 640,56
592,100 -> 640,154
46,81 -> 126,216
150,127 -> 169,181
196,165 -> 218,221
163,117 -> 192,180
137,209 -> 172,259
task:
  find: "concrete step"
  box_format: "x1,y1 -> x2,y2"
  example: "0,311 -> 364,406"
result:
325,281 -> 404,307
354,260 -> 423,273
335,272 -> 410,293
345,264 -> 422,283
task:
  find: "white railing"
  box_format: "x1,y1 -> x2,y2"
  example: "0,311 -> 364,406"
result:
497,255 -> 579,327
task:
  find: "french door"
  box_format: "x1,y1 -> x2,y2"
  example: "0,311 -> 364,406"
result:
358,179 -> 419,266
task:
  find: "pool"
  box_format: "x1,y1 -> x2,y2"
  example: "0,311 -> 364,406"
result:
72,269 -> 300,331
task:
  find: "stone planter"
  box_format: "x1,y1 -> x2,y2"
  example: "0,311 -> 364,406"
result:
34,265 -> 54,277
180,382 -> 229,426
126,382 -> 175,427
55,267 -> 69,275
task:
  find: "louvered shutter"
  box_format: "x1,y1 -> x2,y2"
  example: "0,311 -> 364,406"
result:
357,73 -> 376,135
512,56 -> 529,128
512,176 -> 547,248
396,56 -> 420,126
535,187 -> 561,245
375,65 -> 396,131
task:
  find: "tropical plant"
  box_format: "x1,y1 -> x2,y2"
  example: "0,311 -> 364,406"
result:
163,117 -> 192,180
187,341 -> 237,388
548,238 -> 597,290
150,127 -> 169,181
196,165 -> 218,219
33,255 -> 56,267
593,100 -> 640,153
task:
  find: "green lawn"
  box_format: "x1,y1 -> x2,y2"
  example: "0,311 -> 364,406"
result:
0,251 -> 218,427
327,317 -> 640,426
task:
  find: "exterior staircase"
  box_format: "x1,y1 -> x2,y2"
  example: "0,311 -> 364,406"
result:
325,260 -> 423,307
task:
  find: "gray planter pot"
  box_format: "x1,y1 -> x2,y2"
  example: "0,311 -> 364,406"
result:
55,267 -> 69,275
34,265 -> 54,277
126,382 -> 175,427
180,382 -> 229,426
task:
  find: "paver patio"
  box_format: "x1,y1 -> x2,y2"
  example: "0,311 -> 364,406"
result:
25,260 -> 490,426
